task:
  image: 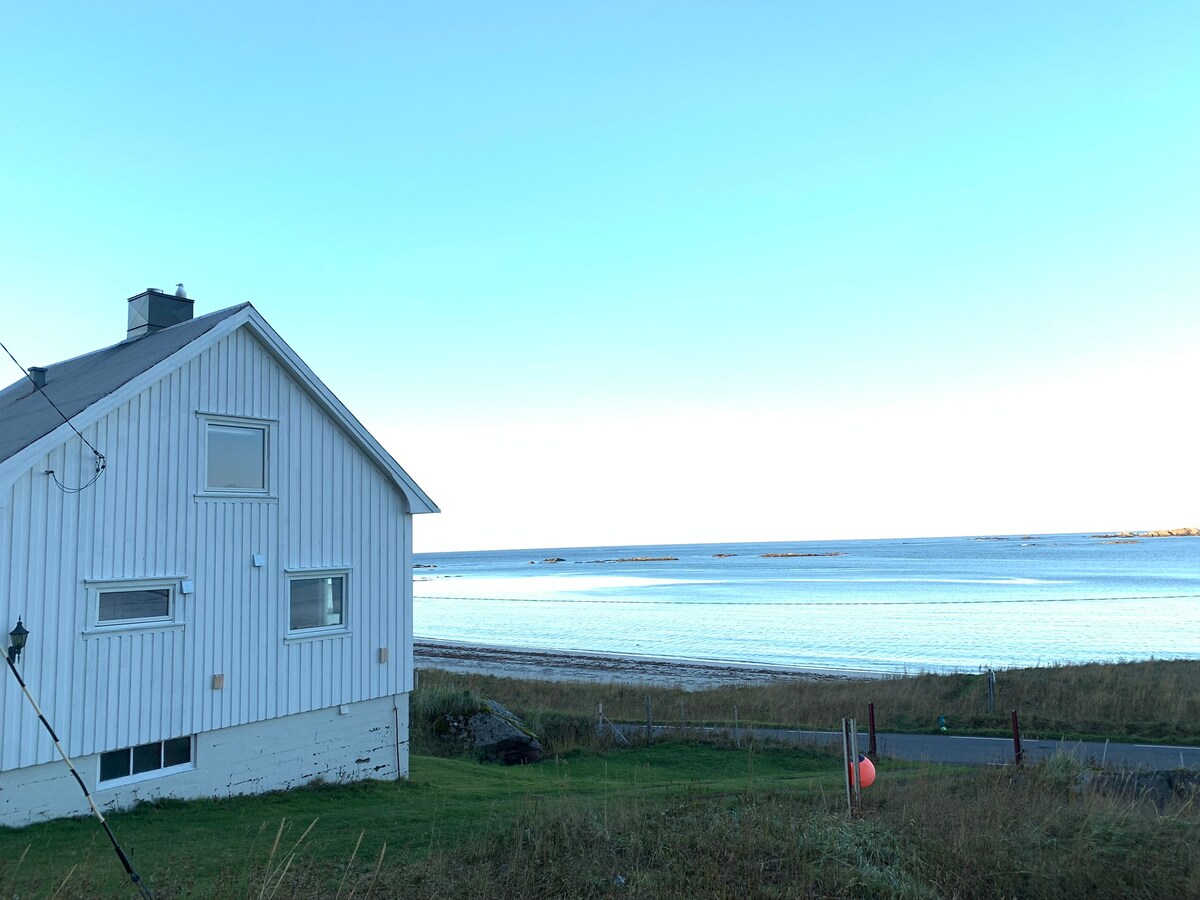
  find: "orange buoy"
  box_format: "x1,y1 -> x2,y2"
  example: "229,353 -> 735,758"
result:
850,754 -> 876,788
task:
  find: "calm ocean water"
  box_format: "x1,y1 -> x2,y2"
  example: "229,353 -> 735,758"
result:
412,534 -> 1200,674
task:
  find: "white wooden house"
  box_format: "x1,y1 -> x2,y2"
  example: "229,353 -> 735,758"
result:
0,289 -> 437,827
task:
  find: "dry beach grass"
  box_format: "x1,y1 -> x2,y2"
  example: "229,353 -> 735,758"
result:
416,653 -> 1200,745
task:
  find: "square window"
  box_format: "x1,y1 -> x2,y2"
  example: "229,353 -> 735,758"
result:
289,574 -> 346,631
206,423 -> 266,491
162,736 -> 192,768
100,749 -> 131,782
132,742 -> 162,775
98,588 -> 171,624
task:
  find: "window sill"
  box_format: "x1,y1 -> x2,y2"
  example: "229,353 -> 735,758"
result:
83,622 -> 187,638
284,627 -> 353,645
96,763 -> 195,791
194,492 -> 278,502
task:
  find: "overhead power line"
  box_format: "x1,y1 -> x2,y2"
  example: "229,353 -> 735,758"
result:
1,339 -> 107,492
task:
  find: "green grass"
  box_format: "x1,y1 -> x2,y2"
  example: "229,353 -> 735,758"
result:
399,760 -> 1199,899
0,741 -> 845,898
3,660 -> 1198,898
3,742 -> 1195,898
416,657 -> 1200,745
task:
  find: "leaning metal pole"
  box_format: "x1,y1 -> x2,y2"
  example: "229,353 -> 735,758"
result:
1,643 -> 153,898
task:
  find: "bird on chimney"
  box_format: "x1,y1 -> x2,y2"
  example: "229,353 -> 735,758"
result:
175,283 -> 188,299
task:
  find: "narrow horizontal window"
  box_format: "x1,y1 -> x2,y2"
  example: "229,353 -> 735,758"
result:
85,579 -> 185,634
98,588 -> 171,624
289,574 -> 347,631
99,737 -> 193,785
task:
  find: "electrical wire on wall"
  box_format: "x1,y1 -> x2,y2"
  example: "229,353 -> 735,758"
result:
0,339 -> 107,493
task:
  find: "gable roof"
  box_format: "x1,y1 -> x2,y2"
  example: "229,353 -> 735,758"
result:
0,305 -> 248,466
0,303 -> 438,514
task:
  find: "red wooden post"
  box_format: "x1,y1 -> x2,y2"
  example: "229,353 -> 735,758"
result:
1010,709 -> 1023,767
868,702 -> 877,757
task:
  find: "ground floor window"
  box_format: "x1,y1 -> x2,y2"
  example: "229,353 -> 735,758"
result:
98,586 -> 171,624
99,736 -> 193,784
86,577 -> 183,630
288,571 -> 348,632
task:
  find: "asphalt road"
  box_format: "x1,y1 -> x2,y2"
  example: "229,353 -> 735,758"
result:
615,724 -> 1200,771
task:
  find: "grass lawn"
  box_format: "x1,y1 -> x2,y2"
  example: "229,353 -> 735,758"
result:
2,742 -> 1196,898
0,742 -> 848,898
3,659 -> 1198,898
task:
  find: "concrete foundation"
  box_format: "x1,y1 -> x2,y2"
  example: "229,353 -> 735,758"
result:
0,695 -> 408,828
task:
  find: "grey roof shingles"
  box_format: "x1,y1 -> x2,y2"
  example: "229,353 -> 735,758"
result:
0,304 -> 249,465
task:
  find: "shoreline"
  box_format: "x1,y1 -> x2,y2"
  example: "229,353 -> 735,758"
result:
414,640 -> 887,690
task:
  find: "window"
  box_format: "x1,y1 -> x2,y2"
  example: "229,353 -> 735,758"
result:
196,414 -> 277,501
98,588 -> 170,624
289,572 -> 348,632
99,736 -> 193,785
88,579 -> 181,629
206,422 -> 267,491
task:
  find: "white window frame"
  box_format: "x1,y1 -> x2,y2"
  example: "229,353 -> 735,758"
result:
197,413 -> 277,499
96,735 -> 196,789
84,577 -> 186,633
285,569 -> 352,641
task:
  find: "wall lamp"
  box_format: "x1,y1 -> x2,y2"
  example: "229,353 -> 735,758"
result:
7,617 -> 28,664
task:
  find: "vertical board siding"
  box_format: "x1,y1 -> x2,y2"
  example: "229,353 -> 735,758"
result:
0,327 -> 412,771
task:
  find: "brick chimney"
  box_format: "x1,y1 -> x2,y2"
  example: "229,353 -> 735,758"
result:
126,287 -> 194,339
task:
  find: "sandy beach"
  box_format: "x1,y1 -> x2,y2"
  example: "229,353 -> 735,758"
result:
414,640 -> 885,689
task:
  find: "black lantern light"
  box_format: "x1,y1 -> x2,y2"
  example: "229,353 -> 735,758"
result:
7,617 -> 28,664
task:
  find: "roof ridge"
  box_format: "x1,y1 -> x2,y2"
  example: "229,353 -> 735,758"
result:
33,302 -> 254,373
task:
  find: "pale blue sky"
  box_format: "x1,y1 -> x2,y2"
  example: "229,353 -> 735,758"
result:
2,3 -> 1198,550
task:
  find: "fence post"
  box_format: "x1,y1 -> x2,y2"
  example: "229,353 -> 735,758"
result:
733,704 -> 740,748
987,669 -> 996,714
849,718 -> 862,806
645,694 -> 653,745
679,699 -> 685,734
841,718 -> 853,814
868,702 -> 877,757
1011,709 -> 1023,767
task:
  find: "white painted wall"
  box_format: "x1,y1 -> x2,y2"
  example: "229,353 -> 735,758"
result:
0,325 -> 415,775
0,695 -> 408,828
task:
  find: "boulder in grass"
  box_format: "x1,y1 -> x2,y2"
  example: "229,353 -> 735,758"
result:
444,698 -> 542,765
1084,768 -> 1200,811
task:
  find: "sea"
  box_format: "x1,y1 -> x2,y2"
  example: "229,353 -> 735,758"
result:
412,534 -> 1200,675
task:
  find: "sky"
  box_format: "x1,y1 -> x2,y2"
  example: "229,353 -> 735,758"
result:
1,3 -> 1198,552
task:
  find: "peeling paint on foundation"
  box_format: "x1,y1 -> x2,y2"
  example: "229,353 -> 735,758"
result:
0,695 -> 410,827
